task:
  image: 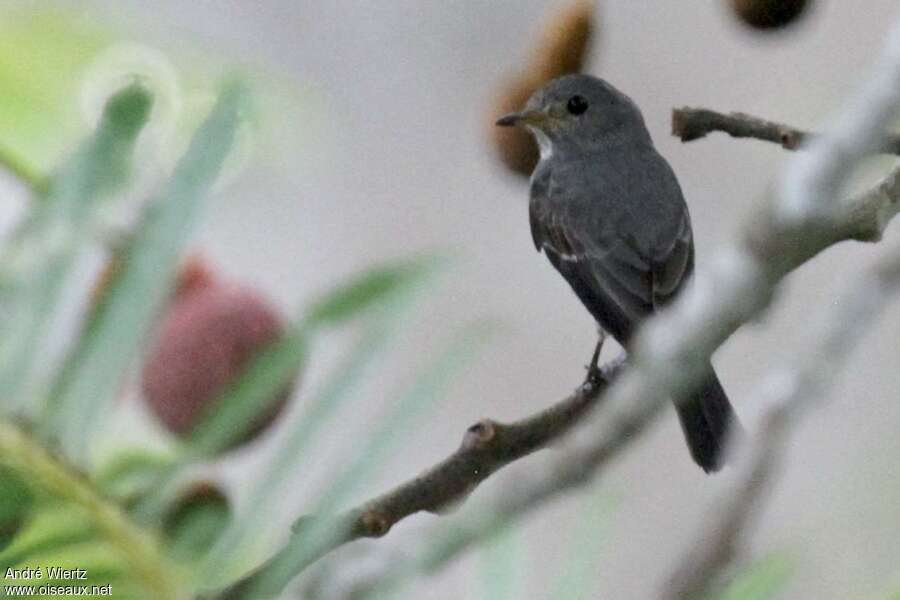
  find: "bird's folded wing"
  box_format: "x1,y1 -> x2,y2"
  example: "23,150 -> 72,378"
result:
531,197 -> 694,339
531,200 -> 651,331
649,210 -> 694,308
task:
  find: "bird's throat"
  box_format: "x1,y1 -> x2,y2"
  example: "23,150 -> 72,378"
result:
528,126 -> 554,160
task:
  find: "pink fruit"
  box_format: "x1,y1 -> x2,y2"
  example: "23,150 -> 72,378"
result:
141,266 -> 290,446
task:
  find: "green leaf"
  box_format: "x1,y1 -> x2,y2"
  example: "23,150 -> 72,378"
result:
182,325 -> 310,459
309,320 -> 497,513
718,552 -> 795,600
46,81 -> 247,459
306,256 -> 442,327
0,83 -> 152,413
93,448 -> 177,504
199,323 -> 393,588
0,505 -> 94,572
0,466 -> 34,553
6,538 -> 129,596
0,423 -> 179,597
163,484 -> 231,563
284,321 -> 496,558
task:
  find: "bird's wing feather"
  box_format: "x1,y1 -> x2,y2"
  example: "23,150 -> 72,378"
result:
650,211 -> 694,308
530,161 -> 694,343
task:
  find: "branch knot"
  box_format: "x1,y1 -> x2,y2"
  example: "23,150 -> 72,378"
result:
360,510 -> 391,538
462,419 -> 498,450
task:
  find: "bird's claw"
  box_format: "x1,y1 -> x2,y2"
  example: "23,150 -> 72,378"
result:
584,333 -> 606,385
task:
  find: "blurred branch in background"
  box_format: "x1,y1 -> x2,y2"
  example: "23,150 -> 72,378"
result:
666,245 -> 900,599
673,106 -> 900,155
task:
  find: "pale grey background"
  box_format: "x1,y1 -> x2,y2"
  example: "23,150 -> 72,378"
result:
5,1 -> 900,598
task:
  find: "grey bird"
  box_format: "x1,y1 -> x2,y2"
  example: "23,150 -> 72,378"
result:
496,74 -> 739,472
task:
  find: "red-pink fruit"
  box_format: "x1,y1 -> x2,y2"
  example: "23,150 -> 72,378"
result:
141,278 -> 290,447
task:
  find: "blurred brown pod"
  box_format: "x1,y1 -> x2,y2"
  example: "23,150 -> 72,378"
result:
141,260 -> 292,448
490,0 -> 596,177
729,0 -> 811,30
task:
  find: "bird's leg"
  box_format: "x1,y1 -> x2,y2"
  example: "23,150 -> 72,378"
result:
585,328 -> 607,385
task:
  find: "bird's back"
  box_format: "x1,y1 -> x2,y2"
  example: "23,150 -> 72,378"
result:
534,141 -> 690,266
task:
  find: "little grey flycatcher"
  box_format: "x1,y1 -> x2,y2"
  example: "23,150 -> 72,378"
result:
497,74 -> 740,472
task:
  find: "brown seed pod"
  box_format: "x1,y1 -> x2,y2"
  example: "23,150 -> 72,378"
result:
141,278 -> 291,447
491,77 -> 543,177
490,0 -> 597,177
729,0 -> 811,31
532,0 -> 595,81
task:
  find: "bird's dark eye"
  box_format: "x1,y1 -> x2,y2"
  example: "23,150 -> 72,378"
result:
566,95 -> 589,115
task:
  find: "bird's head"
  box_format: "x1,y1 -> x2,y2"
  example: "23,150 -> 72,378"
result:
496,74 -> 649,158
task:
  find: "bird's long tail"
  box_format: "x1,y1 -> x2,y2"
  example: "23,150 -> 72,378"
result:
675,365 -> 740,473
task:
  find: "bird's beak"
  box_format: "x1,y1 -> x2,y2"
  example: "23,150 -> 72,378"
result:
495,110 -> 548,128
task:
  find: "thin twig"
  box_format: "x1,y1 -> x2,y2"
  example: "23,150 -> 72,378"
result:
672,107 -> 900,155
